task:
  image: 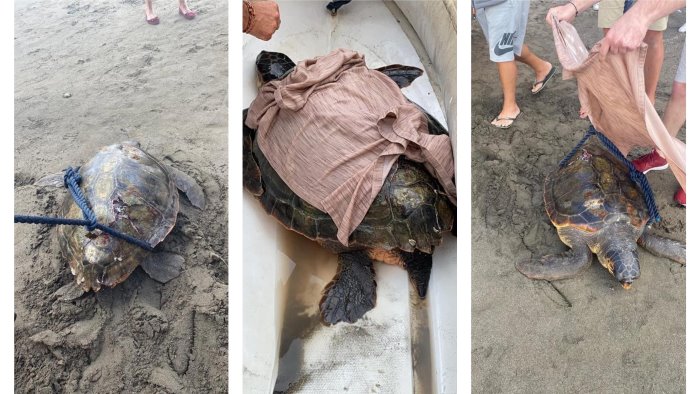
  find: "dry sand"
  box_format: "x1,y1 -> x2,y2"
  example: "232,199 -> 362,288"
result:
471,4 -> 686,393
14,0 -> 228,392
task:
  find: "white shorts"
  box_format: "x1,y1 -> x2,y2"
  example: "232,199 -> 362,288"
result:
475,0 -> 530,62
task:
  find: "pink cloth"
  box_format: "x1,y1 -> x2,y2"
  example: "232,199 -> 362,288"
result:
551,18 -> 685,190
246,49 -> 457,245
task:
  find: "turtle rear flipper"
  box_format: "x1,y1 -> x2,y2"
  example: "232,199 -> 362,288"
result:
375,65 -> 424,88
320,251 -> 377,325
141,252 -> 184,283
326,0 -> 352,15
167,165 -> 205,210
638,231 -> 686,265
401,250 -> 432,298
516,244 -> 592,281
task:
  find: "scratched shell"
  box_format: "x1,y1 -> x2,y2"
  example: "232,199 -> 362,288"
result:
544,138 -> 648,233
57,143 -> 179,292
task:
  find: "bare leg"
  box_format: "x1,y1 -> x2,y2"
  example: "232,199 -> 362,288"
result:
662,81 -> 686,138
179,0 -> 195,14
145,0 -> 157,21
642,30 -> 665,107
492,61 -> 520,128
515,44 -> 553,93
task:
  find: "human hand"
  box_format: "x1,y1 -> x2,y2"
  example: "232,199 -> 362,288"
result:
545,3 -> 577,27
244,1 -> 281,41
598,16 -> 647,60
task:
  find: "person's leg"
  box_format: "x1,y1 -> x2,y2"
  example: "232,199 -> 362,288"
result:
642,30 -> 664,107
663,81 -> 686,138
145,0 -> 158,22
178,0 -> 196,17
492,61 -> 520,127
515,44 -> 553,93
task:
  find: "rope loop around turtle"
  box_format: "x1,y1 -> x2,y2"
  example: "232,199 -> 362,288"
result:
560,125 -> 661,224
14,167 -> 154,251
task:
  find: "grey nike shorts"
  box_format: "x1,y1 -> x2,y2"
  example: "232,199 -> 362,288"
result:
475,0 -> 530,62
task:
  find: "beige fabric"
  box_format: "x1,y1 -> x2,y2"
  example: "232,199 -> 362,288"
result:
598,0 -> 668,31
551,19 -> 685,190
246,49 -> 457,245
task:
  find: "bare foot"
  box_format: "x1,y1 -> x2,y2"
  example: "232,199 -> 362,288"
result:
179,1 -> 196,19
145,5 -> 158,23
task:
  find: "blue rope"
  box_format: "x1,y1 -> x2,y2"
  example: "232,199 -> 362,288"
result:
561,125 -> 661,224
14,167 -> 154,251
623,0 -> 634,13
558,127 -> 596,167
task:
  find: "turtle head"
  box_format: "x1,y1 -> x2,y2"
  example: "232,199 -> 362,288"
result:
598,241 -> 640,289
255,51 -> 295,85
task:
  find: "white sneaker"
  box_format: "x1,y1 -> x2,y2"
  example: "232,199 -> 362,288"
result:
593,3 -> 599,11
679,23 -> 686,33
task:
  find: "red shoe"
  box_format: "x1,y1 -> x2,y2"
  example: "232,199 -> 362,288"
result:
674,188 -> 686,207
632,149 -> 668,174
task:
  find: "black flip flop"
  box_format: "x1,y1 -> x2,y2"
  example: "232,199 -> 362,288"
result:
532,66 -> 557,95
491,111 -> 522,129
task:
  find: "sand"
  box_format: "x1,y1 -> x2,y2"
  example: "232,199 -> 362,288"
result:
471,4 -> 686,393
14,0 -> 228,392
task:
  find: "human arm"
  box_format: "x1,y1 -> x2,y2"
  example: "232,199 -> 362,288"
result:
599,0 -> 685,59
545,0 -> 599,27
243,0 -> 281,41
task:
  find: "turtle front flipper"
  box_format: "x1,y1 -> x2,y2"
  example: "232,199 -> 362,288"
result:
243,109 -> 263,196
167,165 -> 206,209
401,250 -> 432,298
53,281 -> 86,301
516,244 -> 592,281
35,172 -> 67,187
141,252 -> 184,284
320,251 -> 377,325
375,65 -> 424,88
638,230 -> 686,265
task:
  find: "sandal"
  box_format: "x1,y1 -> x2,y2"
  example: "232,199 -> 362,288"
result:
532,65 -> 557,95
491,111 -> 521,129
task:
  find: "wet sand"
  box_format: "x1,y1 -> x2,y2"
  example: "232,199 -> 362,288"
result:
14,0 -> 228,391
471,4 -> 686,393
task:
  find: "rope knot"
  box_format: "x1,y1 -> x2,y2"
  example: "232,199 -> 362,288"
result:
63,167 -> 82,188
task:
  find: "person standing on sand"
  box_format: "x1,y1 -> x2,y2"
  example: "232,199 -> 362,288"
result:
145,0 -> 197,25
243,1 -> 281,41
473,0 -> 557,129
547,0 -> 686,206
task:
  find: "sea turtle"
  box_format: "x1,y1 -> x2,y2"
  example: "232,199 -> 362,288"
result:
516,137 -> 685,288
244,51 -> 455,325
35,141 -> 206,294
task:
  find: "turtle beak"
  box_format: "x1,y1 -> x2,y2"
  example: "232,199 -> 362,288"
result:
621,281 -> 632,290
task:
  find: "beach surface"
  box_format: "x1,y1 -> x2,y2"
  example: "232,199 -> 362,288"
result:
14,0 -> 228,392
471,4 -> 686,393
